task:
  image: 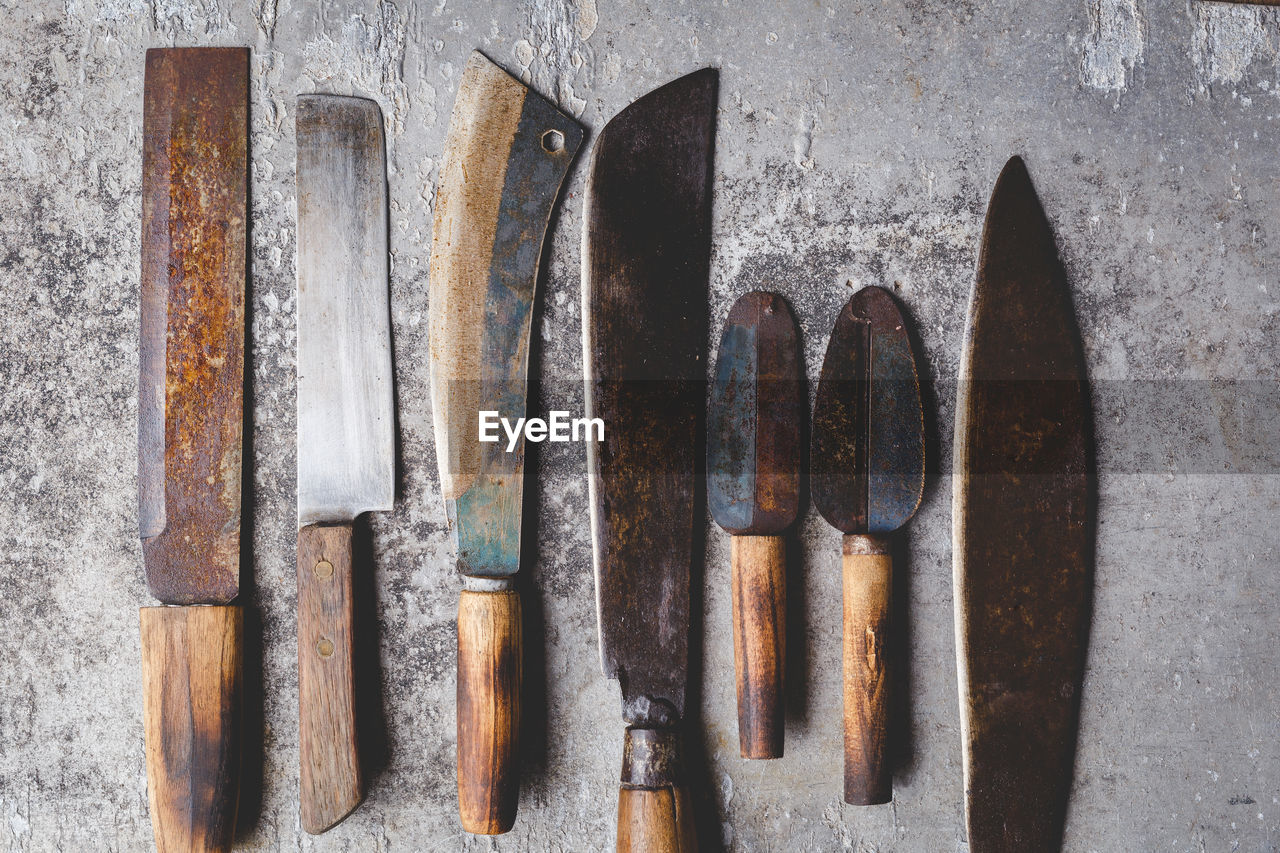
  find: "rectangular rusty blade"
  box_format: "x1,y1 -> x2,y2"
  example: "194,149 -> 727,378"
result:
296,95 -> 394,526
584,69 -> 717,726
811,286 -> 924,535
139,48 -> 248,605
428,52 -> 583,578
953,156 -> 1093,853
707,291 -> 803,536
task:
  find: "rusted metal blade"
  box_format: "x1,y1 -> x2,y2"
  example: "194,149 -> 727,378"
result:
139,48 -> 248,605
953,156 -> 1094,852
296,95 -> 394,527
707,291 -> 803,535
811,286 -> 924,535
429,51 -> 583,578
584,68 -> 717,726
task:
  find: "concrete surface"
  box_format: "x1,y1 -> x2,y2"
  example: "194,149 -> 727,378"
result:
4,0 -> 1280,850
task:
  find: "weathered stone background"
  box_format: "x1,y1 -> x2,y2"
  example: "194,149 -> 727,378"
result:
4,0 -> 1280,849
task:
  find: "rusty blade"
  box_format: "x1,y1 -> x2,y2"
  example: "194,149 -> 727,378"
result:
953,156 -> 1093,852
811,286 -> 924,535
584,68 -> 717,726
429,52 -> 583,578
139,48 -> 248,605
707,291 -> 803,535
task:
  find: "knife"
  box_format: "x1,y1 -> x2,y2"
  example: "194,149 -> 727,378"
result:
428,51 -> 583,835
294,94 -> 394,834
138,47 -> 247,853
811,285 -> 924,806
707,291 -> 803,760
953,156 -> 1093,852
584,68 -> 717,852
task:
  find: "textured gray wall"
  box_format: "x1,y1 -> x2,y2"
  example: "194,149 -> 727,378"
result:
4,0 -> 1280,850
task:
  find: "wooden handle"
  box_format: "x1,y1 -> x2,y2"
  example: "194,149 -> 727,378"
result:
457,588 -> 521,834
140,605 -> 241,853
617,728 -> 697,853
842,534 -> 892,805
730,535 -> 785,759
297,522 -> 362,833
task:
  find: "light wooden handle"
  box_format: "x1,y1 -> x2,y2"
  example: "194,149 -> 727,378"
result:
730,535 -> 785,759
617,728 -> 697,853
297,522 -> 362,833
140,605 -> 241,853
457,588 -> 521,834
842,533 -> 892,805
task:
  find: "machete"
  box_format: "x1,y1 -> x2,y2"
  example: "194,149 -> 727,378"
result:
295,94 -> 394,834
811,285 -> 924,805
707,291 -> 803,760
428,51 -> 583,835
138,47 -> 247,853
953,156 -> 1093,852
584,68 -> 717,852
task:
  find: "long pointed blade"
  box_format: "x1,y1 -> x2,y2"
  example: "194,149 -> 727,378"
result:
139,48 -> 247,605
707,291 -> 803,535
428,52 -> 583,577
811,286 -> 924,535
584,69 -> 717,725
953,156 -> 1094,852
296,95 -> 394,525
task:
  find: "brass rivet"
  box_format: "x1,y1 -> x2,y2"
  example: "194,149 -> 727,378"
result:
314,559 -> 333,580
316,637 -> 334,658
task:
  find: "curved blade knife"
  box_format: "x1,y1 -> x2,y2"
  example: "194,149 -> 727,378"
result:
428,51 -> 583,835
295,94 -> 393,834
584,68 -> 717,852
138,47 -> 247,853
707,291 -> 803,760
811,285 -> 924,805
953,156 -> 1093,852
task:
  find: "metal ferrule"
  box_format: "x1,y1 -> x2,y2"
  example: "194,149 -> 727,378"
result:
621,727 -> 683,789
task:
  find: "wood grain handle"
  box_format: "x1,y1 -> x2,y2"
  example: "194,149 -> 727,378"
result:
842,534 -> 893,805
140,605 -> 241,853
457,588 -> 521,834
617,728 -> 697,853
297,522 -> 362,833
730,535 -> 785,759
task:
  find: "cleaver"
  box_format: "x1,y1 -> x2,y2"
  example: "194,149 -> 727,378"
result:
138,47 -> 248,853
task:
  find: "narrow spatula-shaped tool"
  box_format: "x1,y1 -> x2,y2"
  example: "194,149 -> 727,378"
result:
811,285 -> 924,805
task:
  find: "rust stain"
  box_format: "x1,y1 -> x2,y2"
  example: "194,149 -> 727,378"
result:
139,48 -> 248,605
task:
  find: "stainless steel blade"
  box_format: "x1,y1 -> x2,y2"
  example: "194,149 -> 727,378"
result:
296,95 -> 394,525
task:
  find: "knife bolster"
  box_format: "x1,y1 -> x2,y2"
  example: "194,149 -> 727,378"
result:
618,727 -> 696,852
140,604 -> 242,853
842,533 -> 893,805
457,588 -> 522,834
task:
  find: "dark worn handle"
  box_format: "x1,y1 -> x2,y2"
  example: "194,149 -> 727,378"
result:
140,605 -> 242,853
730,535 -> 785,759
297,522 -> 362,833
457,588 -> 521,834
842,533 -> 893,805
617,728 -> 697,853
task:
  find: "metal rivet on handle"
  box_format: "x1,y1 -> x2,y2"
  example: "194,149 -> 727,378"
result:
314,559 -> 333,580
316,637 -> 334,658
